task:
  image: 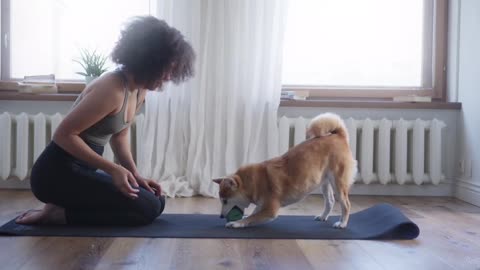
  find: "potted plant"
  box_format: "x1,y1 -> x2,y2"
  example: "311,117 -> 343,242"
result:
73,49 -> 108,84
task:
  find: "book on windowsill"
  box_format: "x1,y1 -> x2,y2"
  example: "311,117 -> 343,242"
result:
281,90 -> 309,100
17,74 -> 58,94
392,95 -> 432,103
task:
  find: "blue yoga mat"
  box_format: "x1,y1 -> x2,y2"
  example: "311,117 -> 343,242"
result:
0,203 -> 419,240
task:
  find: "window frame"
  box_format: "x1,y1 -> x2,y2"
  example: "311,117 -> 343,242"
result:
282,0 -> 448,101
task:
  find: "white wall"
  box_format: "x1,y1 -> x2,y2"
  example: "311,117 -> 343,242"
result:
452,0 -> 480,206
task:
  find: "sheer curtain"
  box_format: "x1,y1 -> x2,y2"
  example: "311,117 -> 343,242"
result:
137,0 -> 287,197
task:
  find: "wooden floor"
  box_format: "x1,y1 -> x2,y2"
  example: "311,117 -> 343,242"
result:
1,190 -> 480,270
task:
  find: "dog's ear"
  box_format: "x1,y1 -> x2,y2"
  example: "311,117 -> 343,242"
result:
212,178 -> 223,185
213,176 -> 240,190
224,175 -> 242,190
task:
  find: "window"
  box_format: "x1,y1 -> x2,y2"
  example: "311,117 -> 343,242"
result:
1,0 -> 151,81
281,0 -> 447,99
1,0 -> 448,99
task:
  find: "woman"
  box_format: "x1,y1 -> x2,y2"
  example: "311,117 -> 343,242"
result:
16,16 -> 195,226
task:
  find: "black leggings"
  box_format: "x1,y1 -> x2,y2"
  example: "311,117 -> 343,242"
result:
30,141 -> 165,226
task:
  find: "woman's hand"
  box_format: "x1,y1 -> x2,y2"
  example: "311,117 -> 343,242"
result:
110,165 -> 140,199
134,173 -> 162,197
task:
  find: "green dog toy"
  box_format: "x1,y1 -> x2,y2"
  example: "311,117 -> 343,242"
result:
226,206 -> 244,222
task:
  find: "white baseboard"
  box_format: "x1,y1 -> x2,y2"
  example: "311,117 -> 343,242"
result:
455,179 -> 480,207
0,178 -> 31,189
312,182 -> 454,197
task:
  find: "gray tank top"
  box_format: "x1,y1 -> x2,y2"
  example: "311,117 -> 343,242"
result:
71,70 -> 139,146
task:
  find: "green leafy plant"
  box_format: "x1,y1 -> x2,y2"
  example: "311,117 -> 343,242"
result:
73,49 -> 108,77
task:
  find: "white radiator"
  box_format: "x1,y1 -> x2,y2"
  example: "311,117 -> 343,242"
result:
278,116 -> 446,185
0,112 -> 144,181
1,112 -> 446,186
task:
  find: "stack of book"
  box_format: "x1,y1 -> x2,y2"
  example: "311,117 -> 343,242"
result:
392,95 -> 432,103
281,90 -> 309,100
18,74 -> 58,94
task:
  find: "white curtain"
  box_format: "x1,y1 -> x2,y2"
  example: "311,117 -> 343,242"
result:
137,0 -> 288,197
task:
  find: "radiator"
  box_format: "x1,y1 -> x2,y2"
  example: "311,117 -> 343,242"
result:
278,116 -> 446,185
1,112 -> 446,186
0,112 -> 144,181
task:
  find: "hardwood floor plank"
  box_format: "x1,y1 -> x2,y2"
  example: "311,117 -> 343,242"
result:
297,240 -> 385,270
95,238 -> 170,270
17,237 -> 113,270
0,237 -> 45,269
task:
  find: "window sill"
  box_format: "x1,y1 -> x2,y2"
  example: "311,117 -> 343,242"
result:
0,80 -> 84,101
0,91 -> 462,110
0,80 -> 85,93
280,99 -> 461,110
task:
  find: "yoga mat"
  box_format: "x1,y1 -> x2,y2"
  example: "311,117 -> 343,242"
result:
0,203 -> 419,240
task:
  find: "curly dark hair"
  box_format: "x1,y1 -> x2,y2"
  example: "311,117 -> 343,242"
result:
111,16 -> 195,87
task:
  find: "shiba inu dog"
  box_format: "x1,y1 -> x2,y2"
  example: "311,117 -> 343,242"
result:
214,113 -> 356,229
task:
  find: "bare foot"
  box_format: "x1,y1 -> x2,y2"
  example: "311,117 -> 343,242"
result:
16,204 -> 66,225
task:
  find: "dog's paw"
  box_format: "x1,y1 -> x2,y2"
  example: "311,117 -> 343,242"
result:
314,215 -> 328,222
333,221 -> 347,229
225,221 -> 247,228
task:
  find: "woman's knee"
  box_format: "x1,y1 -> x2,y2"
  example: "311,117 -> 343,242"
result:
157,195 -> 166,215
135,190 -> 166,224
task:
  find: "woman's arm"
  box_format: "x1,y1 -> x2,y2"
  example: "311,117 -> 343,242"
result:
53,83 -> 139,198
110,126 -> 162,196
110,127 -> 137,174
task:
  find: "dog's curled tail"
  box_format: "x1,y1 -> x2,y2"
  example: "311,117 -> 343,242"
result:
307,113 -> 349,141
